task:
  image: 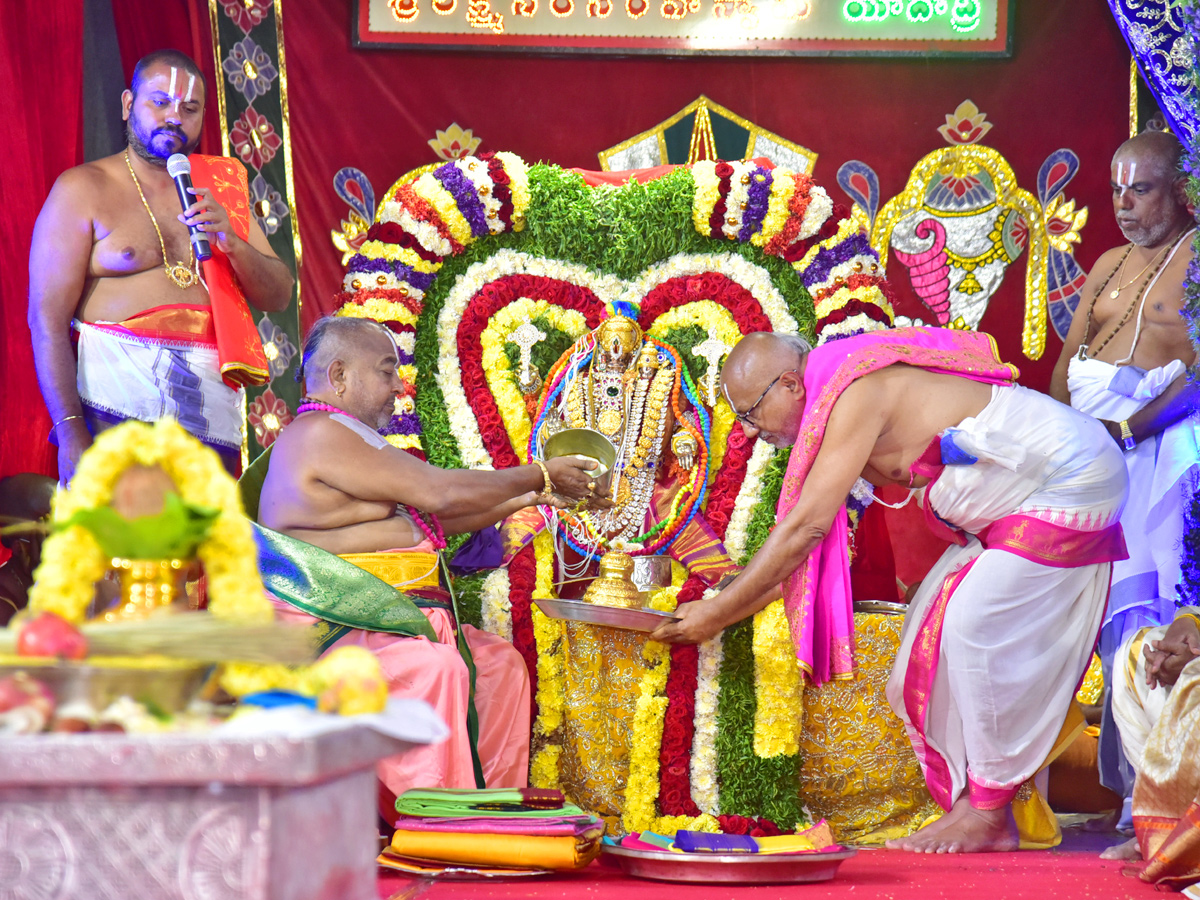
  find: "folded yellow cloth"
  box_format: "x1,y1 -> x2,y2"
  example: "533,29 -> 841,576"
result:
754,835 -> 817,854
390,830 -> 601,870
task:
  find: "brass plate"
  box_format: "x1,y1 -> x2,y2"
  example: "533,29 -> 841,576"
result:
534,598 -> 678,633
601,844 -> 856,884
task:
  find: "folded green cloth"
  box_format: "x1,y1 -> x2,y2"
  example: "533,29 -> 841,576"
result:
396,788 -> 580,818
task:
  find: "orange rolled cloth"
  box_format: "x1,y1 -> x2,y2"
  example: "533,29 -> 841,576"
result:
389,829 -> 601,869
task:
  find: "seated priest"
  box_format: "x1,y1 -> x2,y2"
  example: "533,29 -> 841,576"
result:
256,315 -> 597,819
1100,607 -> 1200,862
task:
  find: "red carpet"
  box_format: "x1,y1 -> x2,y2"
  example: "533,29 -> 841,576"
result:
378,837 -> 1158,899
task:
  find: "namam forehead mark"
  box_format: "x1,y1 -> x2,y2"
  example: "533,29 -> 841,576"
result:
146,66 -> 199,111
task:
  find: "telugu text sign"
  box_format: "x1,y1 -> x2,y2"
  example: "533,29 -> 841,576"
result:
355,0 -> 1010,56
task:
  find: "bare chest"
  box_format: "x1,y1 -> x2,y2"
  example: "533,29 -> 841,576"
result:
91,185 -> 195,278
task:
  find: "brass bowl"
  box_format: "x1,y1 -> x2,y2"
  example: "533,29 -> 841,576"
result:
0,659 -> 212,714
541,429 -> 617,494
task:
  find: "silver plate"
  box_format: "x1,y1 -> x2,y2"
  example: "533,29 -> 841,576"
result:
0,660 -> 212,713
852,600 -> 909,616
534,598 -> 678,633
601,844 -> 856,884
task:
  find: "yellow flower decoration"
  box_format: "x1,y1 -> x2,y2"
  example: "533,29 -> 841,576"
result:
356,240 -> 444,273
337,300 -> 420,328
621,636 -> 672,834
752,599 -> 802,758
531,531 -> 566,737
691,161 -> 720,235
29,420 -> 270,625
219,646 -> 388,716
495,152 -> 530,229
751,175 -> 798,249
480,298 -> 590,462
413,173 -> 473,247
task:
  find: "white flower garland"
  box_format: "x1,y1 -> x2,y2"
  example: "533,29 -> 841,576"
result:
436,249 -> 624,469
480,566 -> 513,641
616,253 -> 799,336
379,198 -> 455,258
453,158 -> 506,235
690,608 -> 724,816
724,439 -> 777,565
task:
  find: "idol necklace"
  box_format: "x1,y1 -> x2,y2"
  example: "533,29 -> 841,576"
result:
125,149 -> 199,290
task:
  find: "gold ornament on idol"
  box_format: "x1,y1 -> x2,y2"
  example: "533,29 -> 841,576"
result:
125,149 -> 199,290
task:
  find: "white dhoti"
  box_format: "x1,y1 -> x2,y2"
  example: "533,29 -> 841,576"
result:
886,384 -> 1128,815
74,313 -> 244,455
1067,356 -> 1199,797
1067,356 -> 1199,660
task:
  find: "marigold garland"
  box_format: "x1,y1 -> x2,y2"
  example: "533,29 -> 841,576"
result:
334,152 -> 897,829
29,419 -> 270,625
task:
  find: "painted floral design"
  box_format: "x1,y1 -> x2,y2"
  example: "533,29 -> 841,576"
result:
251,174 -> 289,236
428,123 -> 482,161
256,315 -> 298,380
248,387 -> 293,448
219,0 -> 270,32
223,37 -> 278,103
230,107 -> 282,170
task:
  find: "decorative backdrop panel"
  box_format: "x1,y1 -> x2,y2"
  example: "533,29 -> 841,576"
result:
285,0 -> 1130,393
209,0 -> 304,460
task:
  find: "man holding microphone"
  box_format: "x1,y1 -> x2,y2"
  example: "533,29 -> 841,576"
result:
28,49 -> 293,479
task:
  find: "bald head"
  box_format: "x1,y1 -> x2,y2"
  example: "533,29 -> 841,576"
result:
1111,130 -> 1192,248
719,332 -> 811,447
1112,130 -> 1184,180
299,316 -> 396,392
721,332 -> 811,394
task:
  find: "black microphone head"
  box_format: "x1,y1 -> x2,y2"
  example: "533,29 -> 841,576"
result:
166,153 -> 191,178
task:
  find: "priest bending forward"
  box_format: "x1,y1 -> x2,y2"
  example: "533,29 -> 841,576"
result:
258,316 -> 597,815
653,327 -> 1129,853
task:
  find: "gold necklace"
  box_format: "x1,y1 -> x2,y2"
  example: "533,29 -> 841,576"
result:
1107,243 -> 1166,299
124,150 -> 198,290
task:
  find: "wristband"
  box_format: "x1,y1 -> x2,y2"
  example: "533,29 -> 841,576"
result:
532,459 -> 554,494
1118,420 -> 1136,451
1179,612 -> 1200,632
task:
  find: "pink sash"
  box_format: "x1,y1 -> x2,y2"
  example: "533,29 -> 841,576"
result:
775,326 -> 1019,683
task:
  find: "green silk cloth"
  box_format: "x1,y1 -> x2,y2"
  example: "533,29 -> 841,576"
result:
251,523 -> 437,644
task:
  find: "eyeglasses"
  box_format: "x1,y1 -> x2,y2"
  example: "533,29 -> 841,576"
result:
727,370 -> 794,426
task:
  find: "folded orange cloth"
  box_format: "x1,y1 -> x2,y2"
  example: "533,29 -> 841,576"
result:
389,829 -> 601,870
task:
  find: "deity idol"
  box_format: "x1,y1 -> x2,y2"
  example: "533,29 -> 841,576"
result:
503,312 -> 734,593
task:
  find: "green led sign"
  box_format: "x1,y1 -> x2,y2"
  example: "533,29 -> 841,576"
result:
843,0 -> 981,33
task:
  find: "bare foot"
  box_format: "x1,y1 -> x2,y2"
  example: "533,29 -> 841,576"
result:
886,797 -> 1018,853
1099,836 -> 1141,860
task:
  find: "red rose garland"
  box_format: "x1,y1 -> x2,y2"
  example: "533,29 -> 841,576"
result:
507,544 -> 539,720
455,275 -> 606,467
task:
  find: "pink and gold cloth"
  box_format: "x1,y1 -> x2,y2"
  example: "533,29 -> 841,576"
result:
775,326 -> 1018,683
269,540 -> 531,825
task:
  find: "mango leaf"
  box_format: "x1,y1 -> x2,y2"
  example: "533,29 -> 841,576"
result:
58,491 -> 219,560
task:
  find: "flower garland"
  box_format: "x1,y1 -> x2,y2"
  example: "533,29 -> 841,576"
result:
620,633 -> 673,833
690,620 -> 724,816
479,297 -> 590,461
29,419 -> 270,624
529,530 -> 567,790
335,153 -> 896,831
435,251 -> 618,469
480,562 -> 513,641
752,600 -> 803,758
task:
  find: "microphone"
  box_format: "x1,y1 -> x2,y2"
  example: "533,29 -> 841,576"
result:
166,153 -> 213,261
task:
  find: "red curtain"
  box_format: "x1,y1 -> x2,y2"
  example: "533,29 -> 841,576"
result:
283,0 -> 1129,392
0,2 -> 84,479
